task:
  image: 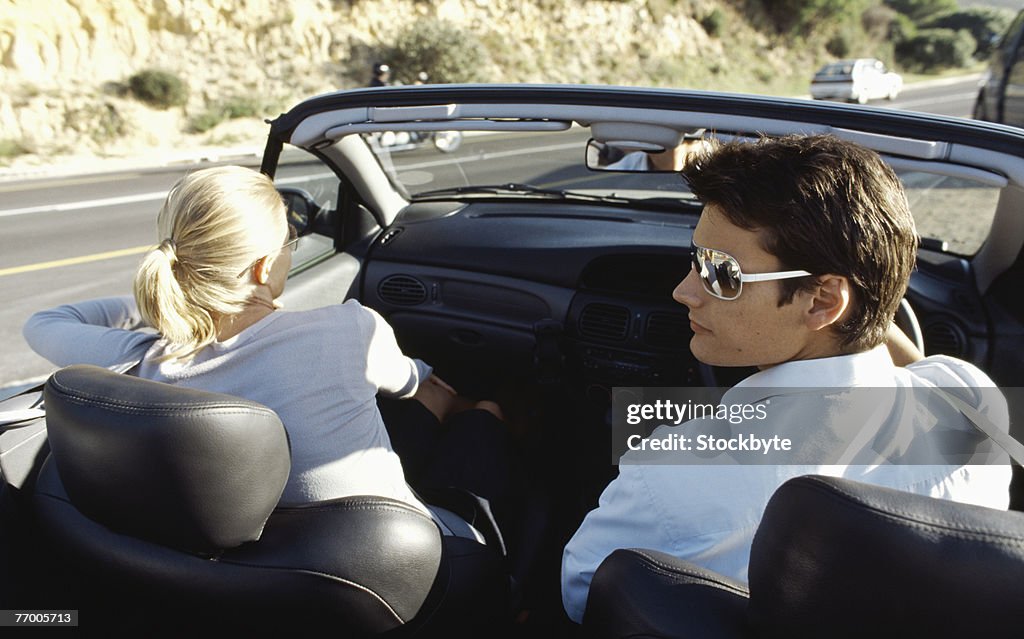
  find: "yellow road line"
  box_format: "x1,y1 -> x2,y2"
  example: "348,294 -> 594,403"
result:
0,245 -> 153,278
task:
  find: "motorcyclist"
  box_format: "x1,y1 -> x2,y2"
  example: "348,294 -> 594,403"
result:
369,63 -> 391,87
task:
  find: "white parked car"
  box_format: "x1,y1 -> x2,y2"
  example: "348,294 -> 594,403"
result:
810,58 -> 903,104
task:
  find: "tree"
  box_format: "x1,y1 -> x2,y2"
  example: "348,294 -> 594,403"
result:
764,0 -> 869,35
382,19 -> 491,84
925,7 -> 1015,59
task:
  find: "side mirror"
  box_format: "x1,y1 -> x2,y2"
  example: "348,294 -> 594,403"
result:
277,187 -> 329,236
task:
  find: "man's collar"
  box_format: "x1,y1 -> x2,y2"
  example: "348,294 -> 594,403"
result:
734,345 -> 893,389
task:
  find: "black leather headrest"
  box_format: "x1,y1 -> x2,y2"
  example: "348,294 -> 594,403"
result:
584,548 -> 750,639
44,365 -> 290,554
748,474 -> 1024,638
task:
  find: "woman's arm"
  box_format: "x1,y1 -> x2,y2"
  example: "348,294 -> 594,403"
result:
23,296 -> 158,369
357,303 -> 432,398
884,322 -> 925,366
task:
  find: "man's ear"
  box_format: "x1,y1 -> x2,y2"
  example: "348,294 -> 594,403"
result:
804,274 -> 850,331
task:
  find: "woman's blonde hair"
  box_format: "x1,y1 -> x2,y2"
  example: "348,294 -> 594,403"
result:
133,165 -> 287,361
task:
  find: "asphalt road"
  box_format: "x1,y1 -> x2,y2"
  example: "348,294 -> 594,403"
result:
0,77 -> 987,393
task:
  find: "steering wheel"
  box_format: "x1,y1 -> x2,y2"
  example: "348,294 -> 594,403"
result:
894,297 -> 925,354
699,297 -> 925,386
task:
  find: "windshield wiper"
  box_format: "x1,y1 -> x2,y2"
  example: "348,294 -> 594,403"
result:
411,183 -> 629,204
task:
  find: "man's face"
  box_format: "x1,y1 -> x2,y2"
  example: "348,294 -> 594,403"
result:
673,204 -> 817,368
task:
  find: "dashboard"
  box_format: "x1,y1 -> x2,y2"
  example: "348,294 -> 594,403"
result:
360,201 -> 709,395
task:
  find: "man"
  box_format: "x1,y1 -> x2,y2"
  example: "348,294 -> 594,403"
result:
560,134 -> 1011,623
369,62 -> 391,87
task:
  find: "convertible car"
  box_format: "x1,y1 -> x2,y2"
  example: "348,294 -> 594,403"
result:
2,84 -> 1024,635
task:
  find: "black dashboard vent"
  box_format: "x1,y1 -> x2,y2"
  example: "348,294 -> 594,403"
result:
378,275 -> 427,306
645,311 -> 689,348
579,303 -> 630,341
924,321 -> 967,357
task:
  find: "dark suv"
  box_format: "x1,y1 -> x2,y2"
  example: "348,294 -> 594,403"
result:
975,9 -> 1024,128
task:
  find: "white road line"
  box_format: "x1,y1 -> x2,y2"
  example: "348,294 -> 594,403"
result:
0,173 -> 335,218
0,191 -> 169,218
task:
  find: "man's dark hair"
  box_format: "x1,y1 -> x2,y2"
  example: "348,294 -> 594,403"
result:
681,134 -> 918,353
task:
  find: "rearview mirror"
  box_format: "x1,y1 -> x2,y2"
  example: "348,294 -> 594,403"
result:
586,134 -> 712,173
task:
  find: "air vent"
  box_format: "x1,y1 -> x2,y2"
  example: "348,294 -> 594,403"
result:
924,321 -> 966,357
645,311 -> 689,348
378,275 -> 427,306
579,303 -> 630,341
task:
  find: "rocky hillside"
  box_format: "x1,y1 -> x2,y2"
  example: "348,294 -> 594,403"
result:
0,0 -> 848,170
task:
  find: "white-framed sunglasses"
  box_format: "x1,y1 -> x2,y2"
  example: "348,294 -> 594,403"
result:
690,241 -> 812,300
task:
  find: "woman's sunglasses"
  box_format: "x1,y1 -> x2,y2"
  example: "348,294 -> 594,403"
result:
690,241 -> 811,300
282,222 -> 300,252
236,224 -> 300,279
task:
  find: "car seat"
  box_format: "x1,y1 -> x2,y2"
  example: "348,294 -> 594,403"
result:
583,474 -> 1024,638
33,364 -> 506,634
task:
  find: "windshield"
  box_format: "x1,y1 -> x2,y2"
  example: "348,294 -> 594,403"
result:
361,127 -> 694,203
356,127 -> 1001,256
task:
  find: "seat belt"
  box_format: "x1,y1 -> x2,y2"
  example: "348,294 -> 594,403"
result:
934,387 -> 1024,467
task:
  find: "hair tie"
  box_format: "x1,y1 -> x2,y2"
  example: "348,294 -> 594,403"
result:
159,238 -> 177,263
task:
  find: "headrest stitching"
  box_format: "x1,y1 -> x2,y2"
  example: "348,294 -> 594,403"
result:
53,395 -> 275,418
275,502 -> 431,516
49,377 -> 277,417
632,550 -> 750,595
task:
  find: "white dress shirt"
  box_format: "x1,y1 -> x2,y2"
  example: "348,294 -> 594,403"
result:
561,346 -> 1011,623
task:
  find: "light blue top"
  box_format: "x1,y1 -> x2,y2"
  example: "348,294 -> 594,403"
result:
23,296 -> 431,509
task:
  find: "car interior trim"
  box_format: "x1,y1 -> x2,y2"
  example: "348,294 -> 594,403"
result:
882,157 -> 1008,188
324,119 -> 572,140
830,127 -> 947,160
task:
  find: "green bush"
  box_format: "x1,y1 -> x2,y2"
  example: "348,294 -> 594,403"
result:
888,11 -> 918,41
221,96 -> 265,119
189,96 -> 270,134
128,69 -> 188,109
381,19 -> 490,84
883,0 -> 957,22
826,31 -> 852,57
189,110 -> 227,134
0,139 -> 28,160
79,103 -> 127,145
763,0 -> 869,34
701,8 -> 726,37
924,8 -> 1015,59
895,27 -> 976,71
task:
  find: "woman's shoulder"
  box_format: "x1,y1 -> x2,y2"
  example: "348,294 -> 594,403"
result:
278,299 -> 372,321
260,300 -> 380,337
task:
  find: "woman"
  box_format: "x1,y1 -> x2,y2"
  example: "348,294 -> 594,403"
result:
23,165 -> 505,535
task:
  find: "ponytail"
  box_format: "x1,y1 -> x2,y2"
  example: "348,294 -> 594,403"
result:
133,239 -> 217,361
